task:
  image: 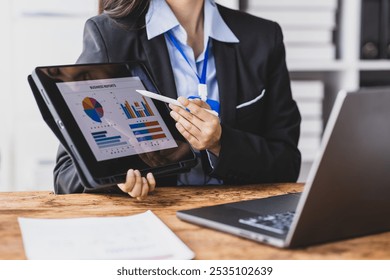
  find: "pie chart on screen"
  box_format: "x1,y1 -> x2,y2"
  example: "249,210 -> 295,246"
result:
82,97 -> 104,123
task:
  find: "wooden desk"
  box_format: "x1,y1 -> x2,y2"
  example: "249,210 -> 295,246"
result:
1,183 -> 389,260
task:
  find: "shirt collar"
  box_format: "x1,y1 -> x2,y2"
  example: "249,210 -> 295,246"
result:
145,0 -> 239,44
204,0 -> 239,43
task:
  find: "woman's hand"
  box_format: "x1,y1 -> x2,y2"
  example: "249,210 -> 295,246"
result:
169,96 -> 222,156
117,169 -> 156,200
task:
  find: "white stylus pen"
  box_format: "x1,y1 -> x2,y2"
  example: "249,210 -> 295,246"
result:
136,90 -> 219,117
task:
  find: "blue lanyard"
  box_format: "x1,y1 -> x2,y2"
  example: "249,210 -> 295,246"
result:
167,30 -> 210,85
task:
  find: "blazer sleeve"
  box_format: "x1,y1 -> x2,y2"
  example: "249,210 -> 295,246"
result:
210,22 -> 301,184
53,19 -> 114,194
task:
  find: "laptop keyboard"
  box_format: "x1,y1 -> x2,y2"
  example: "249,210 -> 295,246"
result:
238,211 -> 295,235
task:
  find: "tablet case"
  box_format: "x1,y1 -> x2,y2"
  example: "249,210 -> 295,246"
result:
28,63 -> 196,189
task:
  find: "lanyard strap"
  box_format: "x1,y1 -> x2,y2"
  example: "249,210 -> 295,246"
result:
167,30 -> 210,85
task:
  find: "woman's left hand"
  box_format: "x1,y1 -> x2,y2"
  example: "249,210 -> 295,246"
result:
169,96 -> 221,156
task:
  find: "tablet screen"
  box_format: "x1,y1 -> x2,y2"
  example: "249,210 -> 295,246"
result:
31,62 -> 196,186
56,77 -> 178,161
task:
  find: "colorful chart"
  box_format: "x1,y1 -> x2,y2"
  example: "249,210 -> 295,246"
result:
91,131 -> 127,149
121,97 -> 154,119
129,121 -> 167,143
83,97 -> 104,123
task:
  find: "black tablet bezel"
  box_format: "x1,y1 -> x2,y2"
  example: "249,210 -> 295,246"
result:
33,62 -> 196,186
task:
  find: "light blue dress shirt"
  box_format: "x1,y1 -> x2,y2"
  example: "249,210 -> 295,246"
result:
145,0 -> 239,185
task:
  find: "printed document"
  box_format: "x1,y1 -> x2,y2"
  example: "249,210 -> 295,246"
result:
18,210 -> 194,260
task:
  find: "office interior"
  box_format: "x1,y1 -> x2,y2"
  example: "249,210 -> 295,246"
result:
0,0 -> 387,192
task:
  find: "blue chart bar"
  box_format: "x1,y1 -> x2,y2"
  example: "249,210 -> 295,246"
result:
91,131 -> 127,149
133,127 -> 163,136
120,104 -> 132,119
128,121 -> 167,142
142,103 -> 151,116
136,134 -> 166,142
91,131 -> 107,136
95,136 -> 121,143
131,105 -> 141,118
129,121 -> 160,129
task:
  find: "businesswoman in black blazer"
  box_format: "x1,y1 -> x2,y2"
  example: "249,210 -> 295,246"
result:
54,0 -> 301,198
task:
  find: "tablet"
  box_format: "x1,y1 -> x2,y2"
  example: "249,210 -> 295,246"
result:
29,62 -> 197,189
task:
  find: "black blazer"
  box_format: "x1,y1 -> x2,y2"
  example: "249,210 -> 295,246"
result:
54,5 -> 301,194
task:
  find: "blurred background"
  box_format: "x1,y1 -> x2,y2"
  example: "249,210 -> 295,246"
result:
0,0 -> 388,191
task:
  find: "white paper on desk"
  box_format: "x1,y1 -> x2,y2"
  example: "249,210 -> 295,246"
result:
18,210 -> 194,260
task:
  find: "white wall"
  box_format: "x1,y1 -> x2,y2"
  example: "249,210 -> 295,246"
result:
0,1 -> 13,190
0,0 -> 97,191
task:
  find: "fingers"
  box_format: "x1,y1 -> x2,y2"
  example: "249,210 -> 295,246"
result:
146,172 -> 156,192
128,170 -> 143,197
136,178 -> 149,200
179,96 -> 211,120
117,170 -> 156,200
170,110 -> 201,140
169,97 -> 222,151
189,98 -> 211,109
169,97 -> 214,121
117,169 -> 137,193
169,105 -> 203,131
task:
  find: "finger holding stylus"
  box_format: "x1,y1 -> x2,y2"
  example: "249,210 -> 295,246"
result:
169,96 -> 221,156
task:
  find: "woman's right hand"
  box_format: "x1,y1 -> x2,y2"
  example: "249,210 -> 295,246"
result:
117,169 -> 156,200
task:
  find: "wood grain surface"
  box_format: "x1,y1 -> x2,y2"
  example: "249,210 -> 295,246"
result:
0,183 -> 389,260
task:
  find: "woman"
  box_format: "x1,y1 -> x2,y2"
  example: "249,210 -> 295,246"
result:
54,0 -> 301,199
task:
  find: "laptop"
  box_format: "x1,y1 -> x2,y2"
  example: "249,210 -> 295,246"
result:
177,88 -> 390,248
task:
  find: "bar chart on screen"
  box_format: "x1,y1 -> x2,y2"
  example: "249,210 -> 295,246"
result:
91,130 -> 128,149
119,96 -> 170,144
121,97 -> 155,119
129,121 -> 167,143
117,91 -> 173,147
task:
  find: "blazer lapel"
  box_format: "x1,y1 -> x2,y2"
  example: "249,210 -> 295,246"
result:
213,40 -> 238,124
140,31 -> 178,99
